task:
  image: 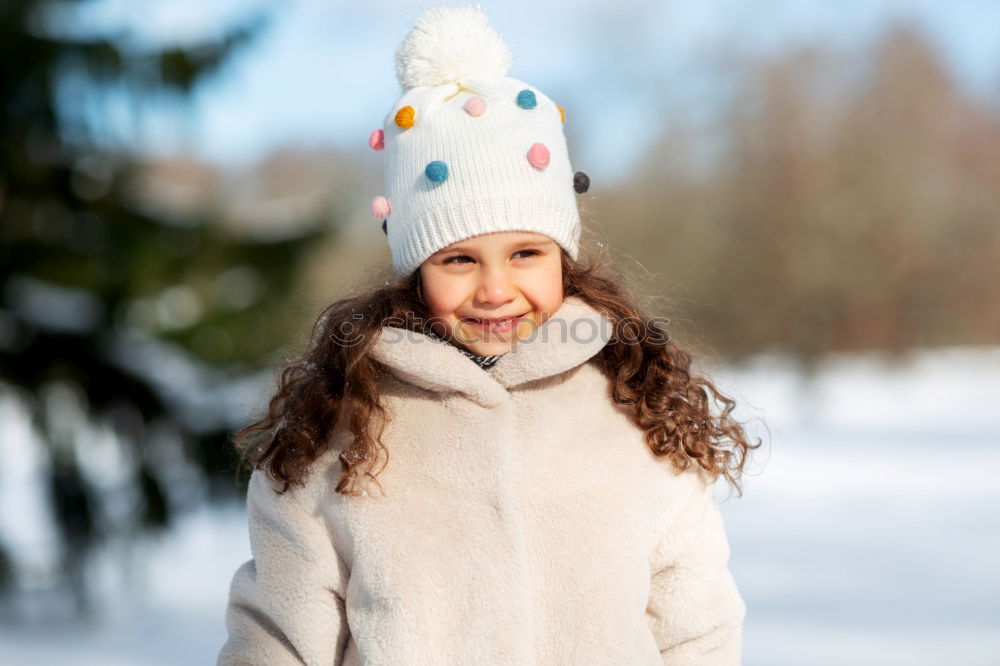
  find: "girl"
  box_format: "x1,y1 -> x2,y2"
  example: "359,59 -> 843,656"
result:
218,5 -> 760,665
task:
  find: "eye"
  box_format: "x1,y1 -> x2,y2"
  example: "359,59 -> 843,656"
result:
443,249 -> 540,264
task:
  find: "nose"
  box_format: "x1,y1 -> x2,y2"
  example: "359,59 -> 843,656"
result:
474,264 -> 516,305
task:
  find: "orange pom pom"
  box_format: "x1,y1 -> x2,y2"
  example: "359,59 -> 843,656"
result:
557,105 -> 565,122
394,106 -> 415,129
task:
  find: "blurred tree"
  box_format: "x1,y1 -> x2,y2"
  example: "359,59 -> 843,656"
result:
0,0 -> 332,609
598,22 -> 1000,365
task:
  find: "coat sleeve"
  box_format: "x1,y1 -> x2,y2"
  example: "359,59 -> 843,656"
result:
645,470 -> 747,666
218,468 -> 351,666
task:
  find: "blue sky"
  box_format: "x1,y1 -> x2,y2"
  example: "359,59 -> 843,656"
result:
71,0 -> 1000,184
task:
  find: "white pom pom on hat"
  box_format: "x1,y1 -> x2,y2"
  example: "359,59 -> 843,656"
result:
394,4 -> 513,91
372,4 -> 586,277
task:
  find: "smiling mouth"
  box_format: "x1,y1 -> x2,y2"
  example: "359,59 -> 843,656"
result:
462,312 -> 529,324
461,313 -> 531,333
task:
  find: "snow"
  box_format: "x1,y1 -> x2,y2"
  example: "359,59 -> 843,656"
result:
1,345 -> 998,665
715,346 -> 1000,665
0,502 -> 249,666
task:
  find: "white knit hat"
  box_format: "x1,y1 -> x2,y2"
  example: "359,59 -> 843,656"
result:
367,5 -> 590,277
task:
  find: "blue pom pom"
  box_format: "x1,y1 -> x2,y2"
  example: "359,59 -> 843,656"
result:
425,160 -> 449,183
516,89 -> 537,109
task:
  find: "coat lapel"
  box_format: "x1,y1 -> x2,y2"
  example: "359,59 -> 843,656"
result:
367,295 -> 613,407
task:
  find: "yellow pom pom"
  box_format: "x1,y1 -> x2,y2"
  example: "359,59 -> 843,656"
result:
395,106 -> 415,129
557,105 -> 565,123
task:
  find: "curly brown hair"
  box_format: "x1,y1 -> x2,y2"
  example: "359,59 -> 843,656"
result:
233,243 -> 763,498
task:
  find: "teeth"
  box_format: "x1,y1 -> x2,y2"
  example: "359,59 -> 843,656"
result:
468,315 -> 523,325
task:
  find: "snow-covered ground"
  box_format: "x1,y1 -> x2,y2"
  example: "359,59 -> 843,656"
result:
713,348 -> 1000,665
1,345 -> 998,665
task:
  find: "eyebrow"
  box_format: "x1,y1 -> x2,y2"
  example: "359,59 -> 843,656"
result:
437,238 -> 555,255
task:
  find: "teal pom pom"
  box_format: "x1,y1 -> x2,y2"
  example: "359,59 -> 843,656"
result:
516,89 -> 537,109
425,160 -> 449,183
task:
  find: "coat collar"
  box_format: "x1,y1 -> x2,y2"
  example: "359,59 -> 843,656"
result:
368,295 -> 613,408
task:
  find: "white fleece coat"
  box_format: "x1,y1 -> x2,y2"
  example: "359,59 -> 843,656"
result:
218,295 -> 746,665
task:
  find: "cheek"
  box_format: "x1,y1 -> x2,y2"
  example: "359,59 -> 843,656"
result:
536,259 -> 564,311
420,273 -> 464,318
539,291 -> 563,318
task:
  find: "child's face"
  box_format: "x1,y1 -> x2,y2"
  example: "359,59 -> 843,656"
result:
419,230 -> 564,356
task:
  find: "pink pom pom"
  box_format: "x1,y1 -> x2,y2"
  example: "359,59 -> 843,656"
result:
370,195 -> 390,218
464,96 -> 487,117
527,142 -> 550,170
368,129 -> 384,151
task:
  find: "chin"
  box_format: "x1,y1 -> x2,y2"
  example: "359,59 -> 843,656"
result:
465,341 -> 512,356
455,316 -> 534,354
456,332 -> 514,356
